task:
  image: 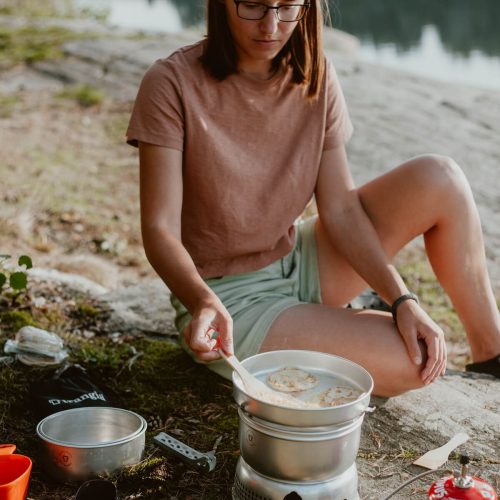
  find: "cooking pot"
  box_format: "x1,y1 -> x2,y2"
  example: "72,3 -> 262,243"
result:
232,350 -> 374,427
36,407 -> 146,481
238,408 -> 364,481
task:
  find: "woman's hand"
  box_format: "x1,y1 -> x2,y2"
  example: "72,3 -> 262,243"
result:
395,299 -> 447,385
183,297 -> 234,362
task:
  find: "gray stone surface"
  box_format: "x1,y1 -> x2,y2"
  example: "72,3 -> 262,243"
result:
101,278 -> 177,336
358,374 -> 500,499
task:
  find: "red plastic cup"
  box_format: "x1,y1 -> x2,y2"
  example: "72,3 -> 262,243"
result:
0,444 -> 32,500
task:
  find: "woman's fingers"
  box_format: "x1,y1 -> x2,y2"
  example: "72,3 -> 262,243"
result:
184,303 -> 234,360
398,304 -> 447,385
190,315 -> 217,353
420,324 -> 447,384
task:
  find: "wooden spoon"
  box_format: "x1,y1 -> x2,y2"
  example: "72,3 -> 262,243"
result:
218,349 -> 309,408
413,433 -> 469,469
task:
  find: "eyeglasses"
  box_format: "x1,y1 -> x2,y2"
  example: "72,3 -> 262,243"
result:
233,1 -> 310,22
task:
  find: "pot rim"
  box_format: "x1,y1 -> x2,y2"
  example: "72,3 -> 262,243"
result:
36,407 -> 147,448
232,350 -> 374,426
234,350 -> 373,410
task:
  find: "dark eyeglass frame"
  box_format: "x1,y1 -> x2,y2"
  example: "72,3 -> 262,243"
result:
233,1 -> 310,22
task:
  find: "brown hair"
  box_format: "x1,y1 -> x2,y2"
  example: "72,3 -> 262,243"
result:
200,0 -> 326,99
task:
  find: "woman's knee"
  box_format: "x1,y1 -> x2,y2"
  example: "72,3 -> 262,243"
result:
413,154 -> 470,199
374,356 -> 427,397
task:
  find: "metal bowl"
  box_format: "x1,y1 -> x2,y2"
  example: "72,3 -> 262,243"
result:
36,407 -> 147,481
232,350 -> 374,427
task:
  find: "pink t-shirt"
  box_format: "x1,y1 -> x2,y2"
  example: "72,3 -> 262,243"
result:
127,41 -> 353,278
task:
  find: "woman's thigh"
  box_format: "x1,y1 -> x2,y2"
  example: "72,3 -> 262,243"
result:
317,154 -> 460,306
259,303 -> 426,396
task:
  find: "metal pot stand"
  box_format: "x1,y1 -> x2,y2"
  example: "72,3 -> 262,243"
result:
153,432 -> 217,472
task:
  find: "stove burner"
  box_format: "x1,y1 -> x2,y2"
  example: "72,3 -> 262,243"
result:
232,457 -> 360,500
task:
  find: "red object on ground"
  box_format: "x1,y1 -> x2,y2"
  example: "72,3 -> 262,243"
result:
0,444 -> 32,500
428,473 -> 498,499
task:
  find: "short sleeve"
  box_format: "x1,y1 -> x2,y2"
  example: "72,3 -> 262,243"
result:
322,59 -> 354,150
126,59 -> 184,150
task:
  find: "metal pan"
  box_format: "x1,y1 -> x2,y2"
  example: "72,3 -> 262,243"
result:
232,350 -> 374,427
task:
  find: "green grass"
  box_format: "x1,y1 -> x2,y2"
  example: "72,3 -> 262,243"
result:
0,26 -> 83,67
397,249 -> 464,344
0,0 -> 109,21
57,84 -> 105,108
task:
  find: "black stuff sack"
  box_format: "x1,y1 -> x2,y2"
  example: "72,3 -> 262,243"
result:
30,364 -> 110,418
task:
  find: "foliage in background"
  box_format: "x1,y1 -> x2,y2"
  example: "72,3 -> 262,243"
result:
0,0 -> 109,70
0,254 -> 32,306
0,0 -> 109,21
57,84 -> 105,107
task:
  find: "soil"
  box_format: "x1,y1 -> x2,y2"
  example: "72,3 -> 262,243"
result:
0,65 -> 151,288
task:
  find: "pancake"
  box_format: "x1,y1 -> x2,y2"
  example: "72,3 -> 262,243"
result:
266,367 -> 319,393
306,386 -> 361,407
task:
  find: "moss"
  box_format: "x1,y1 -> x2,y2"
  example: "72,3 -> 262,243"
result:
32,306 -> 68,331
0,309 -> 37,333
57,84 -> 105,108
76,301 -> 101,318
0,26 -> 83,67
72,337 -> 131,369
0,93 -> 20,118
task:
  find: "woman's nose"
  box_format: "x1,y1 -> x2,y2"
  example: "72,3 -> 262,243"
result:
259,8 -> 279,33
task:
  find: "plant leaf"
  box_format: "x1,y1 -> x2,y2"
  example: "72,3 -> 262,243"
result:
10,272 -> 27,290
18,255 -> 33,269
0,273 -> 6,288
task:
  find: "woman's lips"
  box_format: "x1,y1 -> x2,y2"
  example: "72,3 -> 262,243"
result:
253,39 -> 280,49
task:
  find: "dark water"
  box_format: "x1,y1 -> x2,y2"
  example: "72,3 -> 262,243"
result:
77,0 -> 500,89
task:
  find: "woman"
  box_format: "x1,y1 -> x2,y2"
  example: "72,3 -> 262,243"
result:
127,0 -> 500,396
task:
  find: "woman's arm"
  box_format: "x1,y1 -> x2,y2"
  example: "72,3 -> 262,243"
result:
139,142 -> 233,360
315,145 -> 445,383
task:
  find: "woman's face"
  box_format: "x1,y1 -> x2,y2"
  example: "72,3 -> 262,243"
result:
223,0 -> 304,74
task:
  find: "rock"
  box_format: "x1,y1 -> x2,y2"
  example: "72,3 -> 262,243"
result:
29,267 -> 108,296
28,268 -> 177,337
358,373 -> 500,499
101,278 -> 177,336
36,253 -> 123,289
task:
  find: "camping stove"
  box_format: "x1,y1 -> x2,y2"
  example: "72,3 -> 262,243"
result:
230,351 -> 374,500
233,457 -> 359,500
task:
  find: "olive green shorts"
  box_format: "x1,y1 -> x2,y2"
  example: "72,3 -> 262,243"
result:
171,217 -> 322,380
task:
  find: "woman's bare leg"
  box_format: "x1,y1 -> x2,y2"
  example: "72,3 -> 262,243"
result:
261,154 -> 500,395
317,154 -> 500,362
260,304 -> 427,397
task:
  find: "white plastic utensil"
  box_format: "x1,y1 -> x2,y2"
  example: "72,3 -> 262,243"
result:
218,350 -> 308,408
413,432 -> 469,469
218,349 -> 268,395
